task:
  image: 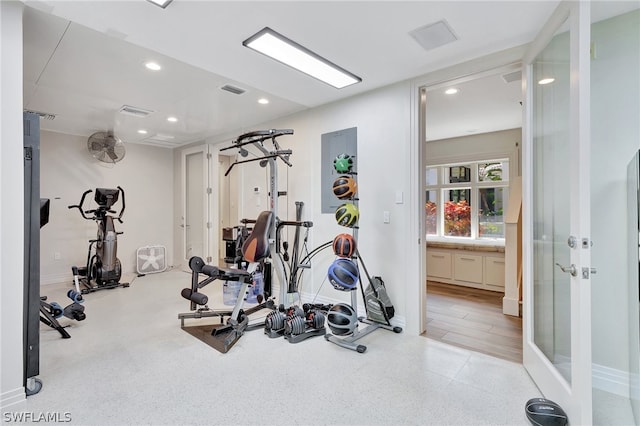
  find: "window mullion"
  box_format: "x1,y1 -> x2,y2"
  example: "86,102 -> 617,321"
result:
427,160 -> 508,242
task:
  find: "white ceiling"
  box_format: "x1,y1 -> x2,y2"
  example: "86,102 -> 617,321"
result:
21,1 -> 566,147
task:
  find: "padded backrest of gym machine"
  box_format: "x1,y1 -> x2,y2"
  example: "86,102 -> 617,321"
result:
242,210 -> 273,263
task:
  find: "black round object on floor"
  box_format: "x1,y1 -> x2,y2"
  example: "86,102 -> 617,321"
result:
525,398 -> 568,426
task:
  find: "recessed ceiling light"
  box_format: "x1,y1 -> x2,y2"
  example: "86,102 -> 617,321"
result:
243,27 -> 361,89
538,78 -> 555,85
138,129 -> 148,134
145,62 -> 162,71
167,116 -> 178,123
258,98 -> 269,105
445,88 -> 458,95
147,0 -> 173,9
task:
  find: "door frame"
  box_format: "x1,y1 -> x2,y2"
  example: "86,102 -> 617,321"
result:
180,144 -> 217,267
521,1 -> 592,423
409,48 -> 526,336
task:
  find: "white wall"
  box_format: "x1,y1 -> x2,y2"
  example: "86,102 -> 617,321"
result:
176,81 -> 413,325
425,127 -> 521,175
40,131 -> 175,285
0,0 -> 26,410
590,9 -> 640,374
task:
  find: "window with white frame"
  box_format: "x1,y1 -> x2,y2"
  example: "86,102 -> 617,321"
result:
425,160 -> 509,241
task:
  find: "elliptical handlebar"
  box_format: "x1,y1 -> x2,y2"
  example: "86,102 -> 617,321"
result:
67,189 -> 93,220
67,187 -> 126,223
116,186 -> 125,224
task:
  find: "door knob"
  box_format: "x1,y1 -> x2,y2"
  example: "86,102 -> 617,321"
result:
555,263 -> 577,277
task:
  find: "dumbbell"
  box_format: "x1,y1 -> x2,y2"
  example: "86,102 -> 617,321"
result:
67,289 -> 83,304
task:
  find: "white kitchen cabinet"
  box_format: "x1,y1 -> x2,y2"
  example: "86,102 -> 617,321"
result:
427,245 -> 505,292
426,251 -> 452,279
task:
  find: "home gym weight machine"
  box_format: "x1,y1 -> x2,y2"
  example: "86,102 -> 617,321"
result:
224,129 -> 323,341
180,209 -> 276,353
179,129 -> 322,352
68,187 -> 129,294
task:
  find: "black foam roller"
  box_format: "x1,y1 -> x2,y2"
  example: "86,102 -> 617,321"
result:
181,288 -> 193,301
190,292 -> 208,305
201,265 -> 219,277
188,256 -> 205,273
181,288 -> 208,305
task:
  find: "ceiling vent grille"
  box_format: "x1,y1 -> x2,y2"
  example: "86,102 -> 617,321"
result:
220,84 -> 246,95
502,71 -> 522,84
409,20 -> 458,52
118,105 -> 154,117
24,110 -> 56,120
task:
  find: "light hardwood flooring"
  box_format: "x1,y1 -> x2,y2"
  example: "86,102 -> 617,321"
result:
424,281 -> 523,363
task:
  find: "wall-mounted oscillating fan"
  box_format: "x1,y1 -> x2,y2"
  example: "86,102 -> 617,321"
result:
87,131 -> 126,163
136,245 -> 167,275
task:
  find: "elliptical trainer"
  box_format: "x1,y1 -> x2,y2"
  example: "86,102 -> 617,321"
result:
68,187 -> 129,294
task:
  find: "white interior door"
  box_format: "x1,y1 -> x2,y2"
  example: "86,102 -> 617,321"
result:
522,1 -> 592,423
181,145 -> 214,268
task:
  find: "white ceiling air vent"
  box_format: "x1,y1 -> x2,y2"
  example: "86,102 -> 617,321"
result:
409,20 -> 458,52
142,133 -> 181,148
220,84 -> 246,95
118,105 -> 154,117
24,110 -> 56,120
502,71 -> 522,84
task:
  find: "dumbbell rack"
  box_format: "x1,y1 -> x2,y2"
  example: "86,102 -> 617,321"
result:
264,304 -> 326,343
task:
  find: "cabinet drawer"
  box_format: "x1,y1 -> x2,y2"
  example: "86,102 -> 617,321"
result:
484,257 -> 505,288
453,253 -> 483,283
427,251 -> 452,279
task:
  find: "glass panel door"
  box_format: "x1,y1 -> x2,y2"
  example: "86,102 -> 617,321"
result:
523,1 -> 593,424
531,25 -> 572,382
590,5 -> 640,425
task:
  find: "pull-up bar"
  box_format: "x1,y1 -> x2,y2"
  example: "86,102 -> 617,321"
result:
220,128 -> 294,152
221,129 -> 294,177
224,150 -> 292,176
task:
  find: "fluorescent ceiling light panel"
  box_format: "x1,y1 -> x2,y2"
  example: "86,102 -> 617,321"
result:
147,0 -> 173,9
243,27 -> 361,89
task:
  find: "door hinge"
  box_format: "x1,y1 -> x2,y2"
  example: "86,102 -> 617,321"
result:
206,153 -> 212,159
206,187 -> 212,194
206,222 -> 212,229
24,147 -> 33,160
206,256 -> 212,263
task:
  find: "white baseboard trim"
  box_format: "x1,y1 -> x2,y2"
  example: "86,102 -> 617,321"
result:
552,355 -> 631,399
502,296 -> 520,316
594,363 -> 630,399
41,272 -> 71,286
0,387 -> 25,411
